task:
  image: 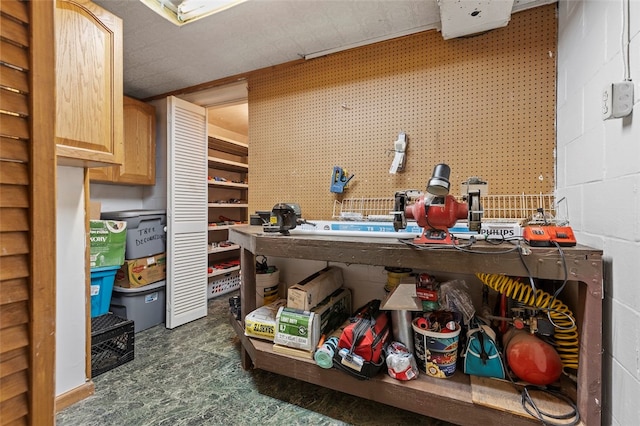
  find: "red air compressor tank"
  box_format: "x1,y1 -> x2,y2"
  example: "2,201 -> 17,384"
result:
503,329 -> 563,385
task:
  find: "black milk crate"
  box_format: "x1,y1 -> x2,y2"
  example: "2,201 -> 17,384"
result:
91,312 -> 134,377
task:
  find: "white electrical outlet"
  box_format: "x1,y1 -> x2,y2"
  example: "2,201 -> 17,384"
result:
602,84 -> 613,120
612,82 -> 634,118
604,82 -> 634,120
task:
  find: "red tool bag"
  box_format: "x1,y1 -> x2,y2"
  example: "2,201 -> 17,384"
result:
333,299 -> 391,380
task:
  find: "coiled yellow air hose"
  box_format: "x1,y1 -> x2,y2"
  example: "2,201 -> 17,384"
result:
475,273 -> 579,371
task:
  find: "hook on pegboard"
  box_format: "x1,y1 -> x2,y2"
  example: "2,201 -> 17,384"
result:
388,132 -> 407,174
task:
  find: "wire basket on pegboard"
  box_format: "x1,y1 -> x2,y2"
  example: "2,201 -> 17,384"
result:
332,198 -> 395,221
208,270 -> 241,299
91,313 -> 134,377
479,194 -> 555,221
333,193 -> 556,223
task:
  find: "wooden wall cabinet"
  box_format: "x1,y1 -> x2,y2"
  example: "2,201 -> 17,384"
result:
54,0 -> 123,168
90,96 -> 156,185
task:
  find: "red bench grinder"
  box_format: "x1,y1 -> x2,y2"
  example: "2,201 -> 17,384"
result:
393,164 -> 482,244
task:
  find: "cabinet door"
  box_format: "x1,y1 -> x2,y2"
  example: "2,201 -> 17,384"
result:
89,97 -> 156,184
55,0 -> 123,167
113,97 -> 156,184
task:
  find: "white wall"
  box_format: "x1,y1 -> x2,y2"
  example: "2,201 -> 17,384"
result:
60,99 -> 167,398
269,258 -> 390,309
556,1 -> 640,424
56,166 -> 87,395
90,98 -> 168,213
90,184 -> 144,213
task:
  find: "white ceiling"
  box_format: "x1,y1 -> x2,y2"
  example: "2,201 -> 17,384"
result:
93,0 -> 555,101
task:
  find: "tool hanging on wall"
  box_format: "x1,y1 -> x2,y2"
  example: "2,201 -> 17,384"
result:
389,132 -> 407,174
330,166 -> 354,193
460,176 -> 489,197
393,163 -> 483,244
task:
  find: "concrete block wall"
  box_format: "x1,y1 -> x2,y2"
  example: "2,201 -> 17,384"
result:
556,0 -> 640,424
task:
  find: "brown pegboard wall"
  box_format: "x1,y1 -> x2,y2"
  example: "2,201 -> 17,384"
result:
248,6 -> 557,220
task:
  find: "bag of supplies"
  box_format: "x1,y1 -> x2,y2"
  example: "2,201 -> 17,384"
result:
333,299 -> 391,380
463,320 -> 505,379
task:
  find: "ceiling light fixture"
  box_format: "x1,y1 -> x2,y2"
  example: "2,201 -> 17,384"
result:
140,0 -> 247,26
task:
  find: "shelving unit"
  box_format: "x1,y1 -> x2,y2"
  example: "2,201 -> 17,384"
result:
229,226 -> 603,426
207,136 -> 248,298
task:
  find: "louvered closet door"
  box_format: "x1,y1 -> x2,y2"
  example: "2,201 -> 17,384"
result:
166,96 -> 208,328
0,0 -> 56,424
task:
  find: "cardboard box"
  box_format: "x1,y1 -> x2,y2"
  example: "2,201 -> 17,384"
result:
287,266 -> 343,311
480,221 -> 523,238
274,307 -> 317,351
89,201 -> 102,220
313,287 -> 351,336
244,299 -> 287,341
90,220 -> 127,268
114,253 -> 166,288
274,287 -> 351,352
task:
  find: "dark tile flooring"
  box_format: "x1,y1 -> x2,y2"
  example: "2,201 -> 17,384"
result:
56,291 -> 452,426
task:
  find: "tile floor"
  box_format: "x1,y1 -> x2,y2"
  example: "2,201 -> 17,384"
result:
56,292 -> 452,426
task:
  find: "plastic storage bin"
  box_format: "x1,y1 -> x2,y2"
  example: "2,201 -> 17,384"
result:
90,265 -> 120,318
100,209 -> 166,259
110,280 -> 166,333
208,270 -> 240,299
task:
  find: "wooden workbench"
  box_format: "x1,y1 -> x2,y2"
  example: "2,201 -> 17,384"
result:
229,226 -> 602,425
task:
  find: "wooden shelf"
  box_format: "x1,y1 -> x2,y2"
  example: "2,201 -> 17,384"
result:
208,224 -> 246,231
208,135 -> 248,157
208,180 -> 248,189
229,226 -> 603,426
208,244 -> 240,254
207,156 -> 248,172
208,265 -> 240,278
208,203 -> 249,208
230,319 -> 543,425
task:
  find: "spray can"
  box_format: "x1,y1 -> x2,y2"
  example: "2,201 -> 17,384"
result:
314,336 -> 339,369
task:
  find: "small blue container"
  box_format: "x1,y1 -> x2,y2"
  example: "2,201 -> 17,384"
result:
90,265 -> 120,318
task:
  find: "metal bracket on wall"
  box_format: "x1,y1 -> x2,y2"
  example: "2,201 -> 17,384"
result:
389,132 -> 407,174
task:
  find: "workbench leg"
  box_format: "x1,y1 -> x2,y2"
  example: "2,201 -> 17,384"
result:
240,247 -> 256,370
577,277 -> 603,425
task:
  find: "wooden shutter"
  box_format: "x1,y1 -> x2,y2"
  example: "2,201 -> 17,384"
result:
166,96 -> 208,328
0,1 -> 56,424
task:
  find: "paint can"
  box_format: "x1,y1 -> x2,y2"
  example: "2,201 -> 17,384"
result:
256,255 -> 281,307
412,318 -> 460,378
256,267 -> 280,307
